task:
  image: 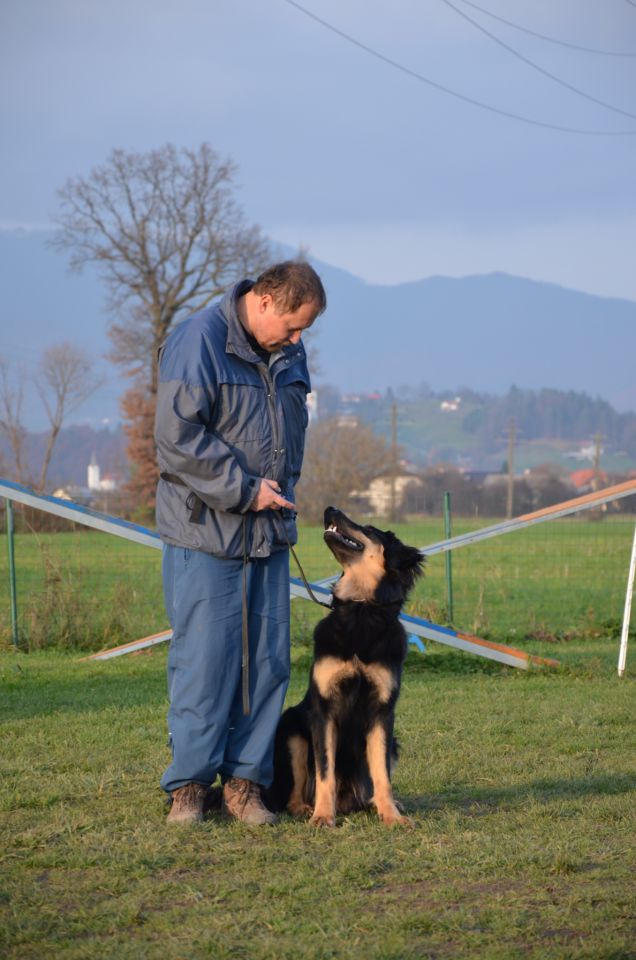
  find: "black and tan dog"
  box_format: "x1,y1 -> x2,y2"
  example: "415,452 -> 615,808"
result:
267,506 -> 424,827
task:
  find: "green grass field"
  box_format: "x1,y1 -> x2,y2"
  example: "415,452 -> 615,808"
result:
2,512 -> 636,957
1,514 -> 633,656
2,639 -> 635,959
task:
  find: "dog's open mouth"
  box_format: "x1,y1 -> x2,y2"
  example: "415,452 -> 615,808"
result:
324,523 -> 364,552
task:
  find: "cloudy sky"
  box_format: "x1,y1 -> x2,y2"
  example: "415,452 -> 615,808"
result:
1,0 -> 635,298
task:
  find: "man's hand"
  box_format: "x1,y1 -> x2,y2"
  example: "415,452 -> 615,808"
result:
250,478 -> 296,512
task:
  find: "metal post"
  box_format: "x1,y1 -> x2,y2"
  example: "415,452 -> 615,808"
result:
6,498 -> 19,647
618,522 -> 636,677
443,491 -> 454,622
506,418 -> 516,520
389,401 -> 398,523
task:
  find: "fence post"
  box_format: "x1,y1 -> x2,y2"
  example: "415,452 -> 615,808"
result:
443,491 -> 454,622
618,521 -> 636,677
5,498 -> 19,647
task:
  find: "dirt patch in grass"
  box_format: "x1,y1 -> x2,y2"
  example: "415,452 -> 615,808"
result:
370,875 -> 530,910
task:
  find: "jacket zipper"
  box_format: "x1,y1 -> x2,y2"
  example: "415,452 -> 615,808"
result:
258,365 -> 282,482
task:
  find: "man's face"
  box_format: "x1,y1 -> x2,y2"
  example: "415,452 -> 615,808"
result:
251,295 -> 318,353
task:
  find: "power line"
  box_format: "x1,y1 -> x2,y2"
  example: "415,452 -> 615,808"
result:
455,0 -> 636,57
281,0 -> 636,135
440,0 -> 636,122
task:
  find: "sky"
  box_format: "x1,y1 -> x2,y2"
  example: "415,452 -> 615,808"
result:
1,0 -> 635,301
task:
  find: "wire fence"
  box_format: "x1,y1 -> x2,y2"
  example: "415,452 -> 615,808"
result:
292,509 -> 636,639
0,515 -> 163,651
2,487 -> 635,658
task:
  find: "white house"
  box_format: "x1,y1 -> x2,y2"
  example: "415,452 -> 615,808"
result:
87,453 -> 118,492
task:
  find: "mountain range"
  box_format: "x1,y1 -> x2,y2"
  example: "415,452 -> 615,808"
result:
313,260 -> 636,412
1,228 -> 635,433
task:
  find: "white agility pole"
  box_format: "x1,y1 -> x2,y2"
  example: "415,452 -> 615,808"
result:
618,522 -> 636,677
82,630 -> 173,661
3,476 -> 635,667
0,478 -> 161,549
313,479 -> 636,586
423,478 -> 636,556
87,579 -> 558,668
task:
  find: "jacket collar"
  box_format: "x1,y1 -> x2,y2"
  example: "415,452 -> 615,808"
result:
222,280 -> 258,363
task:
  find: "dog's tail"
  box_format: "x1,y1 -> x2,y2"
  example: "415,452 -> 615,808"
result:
264,702 -> 313,813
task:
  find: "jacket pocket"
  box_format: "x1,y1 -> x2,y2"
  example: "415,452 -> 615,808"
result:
279,379 -> 309,480
215,382 -> 269,443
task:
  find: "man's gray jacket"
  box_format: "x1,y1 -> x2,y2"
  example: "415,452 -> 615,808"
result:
154,281 -> 311,559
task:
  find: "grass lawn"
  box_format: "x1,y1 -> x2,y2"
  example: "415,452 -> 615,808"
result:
2,635 -> 636,959
1,514 -> 634,652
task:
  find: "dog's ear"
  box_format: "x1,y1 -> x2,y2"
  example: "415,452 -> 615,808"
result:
395,544 -> 425,592
375,539 -> 425,604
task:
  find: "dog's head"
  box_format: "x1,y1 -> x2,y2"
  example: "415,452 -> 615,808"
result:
324,506 -> 424,605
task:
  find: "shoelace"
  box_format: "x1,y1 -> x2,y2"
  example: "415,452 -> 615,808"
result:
229,779 -> 260,812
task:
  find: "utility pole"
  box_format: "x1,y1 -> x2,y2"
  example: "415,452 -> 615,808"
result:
506,418 -> 516,520
592,432 -> 603,492
390,401 -> 398,523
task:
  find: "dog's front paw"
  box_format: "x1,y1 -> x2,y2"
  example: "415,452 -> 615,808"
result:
310,812 -> 336,828
288,799 -> 313,818
378,805 -> 414,827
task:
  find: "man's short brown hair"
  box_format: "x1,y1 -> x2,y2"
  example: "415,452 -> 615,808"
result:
252,260 -> 326,316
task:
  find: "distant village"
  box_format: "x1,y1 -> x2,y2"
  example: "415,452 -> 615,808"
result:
46,386 -> 630,520
53,453 -> 122,506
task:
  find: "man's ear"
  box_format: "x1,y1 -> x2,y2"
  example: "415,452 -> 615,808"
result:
258,293 -> 273,313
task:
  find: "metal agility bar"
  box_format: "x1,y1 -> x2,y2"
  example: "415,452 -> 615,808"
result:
420,478 -> 636,557
0,478 -> 161,550
83,577 -> 555,668
4,476 -> 635,667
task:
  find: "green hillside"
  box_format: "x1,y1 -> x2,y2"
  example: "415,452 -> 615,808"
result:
338,388 -> 636,473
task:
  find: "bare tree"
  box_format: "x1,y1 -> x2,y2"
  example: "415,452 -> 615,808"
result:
0,357 -> 29,484
0,346 -> 99,491
52,143 -> 272,503
296,419 -> 392,523
36,344 -> 101,492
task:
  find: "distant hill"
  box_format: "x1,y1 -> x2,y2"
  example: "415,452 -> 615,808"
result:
3,385 -> 635,488
0,423 -> 126,491
312,263 -> 636,413
339,386 -> 636,473
1,228 -> 636,436
0,229 -> 123,431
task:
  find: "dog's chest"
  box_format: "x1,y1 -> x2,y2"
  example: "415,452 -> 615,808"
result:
312,654 -> 396,704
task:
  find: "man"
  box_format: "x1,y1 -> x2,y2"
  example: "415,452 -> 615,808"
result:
155,260 -> 326,825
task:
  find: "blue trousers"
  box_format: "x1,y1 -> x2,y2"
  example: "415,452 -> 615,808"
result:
160,545 -> 291,794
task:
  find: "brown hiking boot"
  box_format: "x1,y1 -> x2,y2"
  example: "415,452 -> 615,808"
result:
166,783 -> 207,824
222,777 -> 277,825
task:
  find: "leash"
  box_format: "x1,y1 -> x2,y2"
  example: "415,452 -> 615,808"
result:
160,472 -> 252,715
240,513 -> 330,717
275,513 -> 332,610
241,517 -> 250,716
159,473 -> 330,718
